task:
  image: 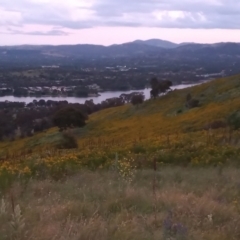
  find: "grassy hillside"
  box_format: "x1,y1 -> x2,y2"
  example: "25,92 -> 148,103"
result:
1,74 -> 240,177
1,74 -> 240,240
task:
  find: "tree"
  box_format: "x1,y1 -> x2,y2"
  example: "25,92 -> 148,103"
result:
159,80 -> 172,93
13,87 -> 28,97
150,88 -> 159,99
53,107 -> 87,131
74,87 -> 89,97
150,77 -> 159,89
131,94 -> 145,107
38,99 -> 46,106
150,77 -> 172,99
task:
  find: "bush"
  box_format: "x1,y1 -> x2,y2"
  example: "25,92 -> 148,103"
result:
56,132 -> 78,149
177,109 -> 182,114
204,120 -> 227,130
131,94 -> 144,106
185,93 -> 199,109
228,111 -> 240,130
186,99 -> 199,109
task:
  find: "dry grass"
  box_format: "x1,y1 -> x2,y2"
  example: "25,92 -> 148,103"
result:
1,167 -> 240,240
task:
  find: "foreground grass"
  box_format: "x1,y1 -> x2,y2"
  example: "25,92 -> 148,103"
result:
1,168 -> 240,240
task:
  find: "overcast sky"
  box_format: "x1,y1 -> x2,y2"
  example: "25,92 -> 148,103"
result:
1,0 -> 240,45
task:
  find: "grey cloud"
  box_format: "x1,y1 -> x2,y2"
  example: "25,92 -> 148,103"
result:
8,29 -> 69,36
92,0 -> 240,29
106,21 -> 142,27
1,0 -> 240,29
0,0 -> 94,30
28,30 -> 69,36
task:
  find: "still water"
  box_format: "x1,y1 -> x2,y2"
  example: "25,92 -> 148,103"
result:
0,83 -> 197,104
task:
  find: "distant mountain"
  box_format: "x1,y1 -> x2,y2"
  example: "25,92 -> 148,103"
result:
179,42 -> 196,46
172,42 -> 240,55
0,42 -> 163,59
132,39 -> 178,49
130,39 -> 240,50
1,41 -> 240,65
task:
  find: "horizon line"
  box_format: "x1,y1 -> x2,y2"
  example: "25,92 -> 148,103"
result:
1,39 -> 240,47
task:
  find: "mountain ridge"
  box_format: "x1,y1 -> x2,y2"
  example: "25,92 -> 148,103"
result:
132,39 -> 178,48
1,40 -> 240,69
1,39 -> 240,49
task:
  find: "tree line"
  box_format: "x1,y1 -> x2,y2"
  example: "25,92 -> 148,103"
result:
0,77 -> 175,140
0,92 -> 145,140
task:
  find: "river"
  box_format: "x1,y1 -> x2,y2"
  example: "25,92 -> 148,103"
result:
0,83 -> 198,104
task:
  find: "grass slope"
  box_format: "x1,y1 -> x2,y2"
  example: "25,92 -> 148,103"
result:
85,74 -> 240,139
1,74 -> 240,174
1,75 -> 240,240
2,74 -> 240,153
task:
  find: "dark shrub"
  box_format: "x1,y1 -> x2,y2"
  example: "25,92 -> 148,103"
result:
186,99 -> 199,109
131,94 -> 145,106
204,120 -> 227,130
57,132 -> 78,149
186,93 -> 192,102
177,109 -> 182,114
228,111 -> 240,130
185,93 -> 199,109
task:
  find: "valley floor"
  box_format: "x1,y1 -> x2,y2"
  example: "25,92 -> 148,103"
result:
1,167 -> 240,240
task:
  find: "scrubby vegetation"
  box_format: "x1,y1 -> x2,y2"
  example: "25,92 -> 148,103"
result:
1,74 -> 240,239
